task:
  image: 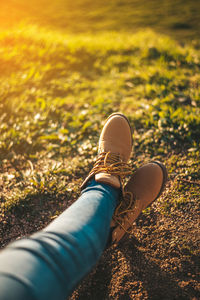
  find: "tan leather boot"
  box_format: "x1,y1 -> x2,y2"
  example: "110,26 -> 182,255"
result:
81,113 -> 133,189
111,161 -> 168,244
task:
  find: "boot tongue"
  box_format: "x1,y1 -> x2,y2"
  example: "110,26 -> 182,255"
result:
95,173 -> 120,189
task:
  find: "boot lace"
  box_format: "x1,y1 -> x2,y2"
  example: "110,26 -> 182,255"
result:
89,151 -> 135,234
112,191 -> 136,234
88,151 -> 132,178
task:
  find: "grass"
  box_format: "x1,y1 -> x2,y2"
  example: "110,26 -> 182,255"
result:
0,25 -> 199,215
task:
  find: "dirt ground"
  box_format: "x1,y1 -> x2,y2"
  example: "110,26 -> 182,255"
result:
69,181 -> 199,300
0,178 -> 199,300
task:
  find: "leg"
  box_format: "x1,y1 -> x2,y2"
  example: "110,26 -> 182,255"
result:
0,113 -> 167,299
0,180 -> 119,300
0,113 -> 132,300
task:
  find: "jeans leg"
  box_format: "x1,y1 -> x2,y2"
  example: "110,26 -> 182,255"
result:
0,180 -> 119,300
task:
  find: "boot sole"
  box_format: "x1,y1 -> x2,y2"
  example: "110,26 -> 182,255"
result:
150,160 -> 168,201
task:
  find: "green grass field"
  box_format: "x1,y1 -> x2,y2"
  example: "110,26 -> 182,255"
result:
1,26 -> 199,211
0,1 -> 200,299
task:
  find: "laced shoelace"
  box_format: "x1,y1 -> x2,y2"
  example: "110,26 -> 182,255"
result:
89,151 -> 135,234
113,191 -> 136,234
88,151 -> 132,178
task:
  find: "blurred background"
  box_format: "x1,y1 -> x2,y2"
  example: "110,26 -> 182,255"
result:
1,0 -> 200,41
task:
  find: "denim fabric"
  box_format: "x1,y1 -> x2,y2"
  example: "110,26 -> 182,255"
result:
0,180 -> 119,300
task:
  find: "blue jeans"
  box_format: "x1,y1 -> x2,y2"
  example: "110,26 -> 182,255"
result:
0,180 -> 119,300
